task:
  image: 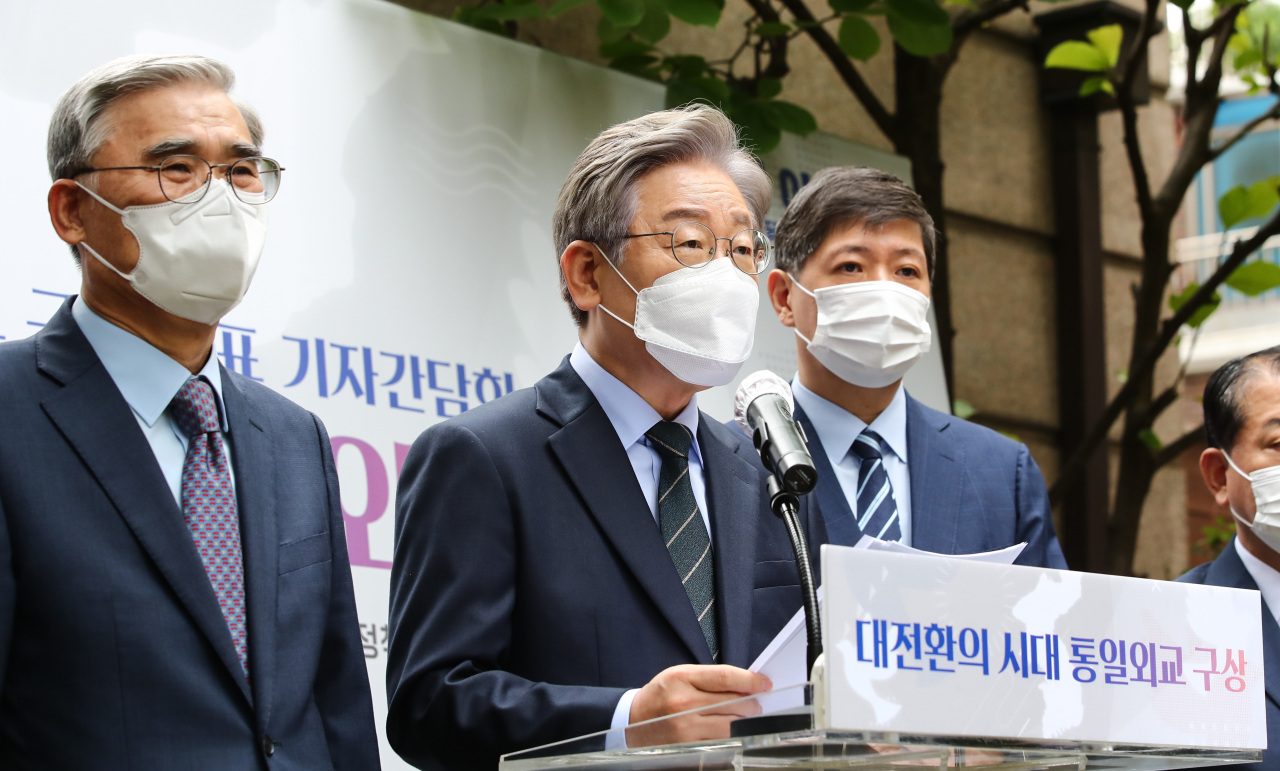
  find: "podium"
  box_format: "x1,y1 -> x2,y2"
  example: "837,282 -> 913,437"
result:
500,683 -> 1260,769
502,546 -> 1269,770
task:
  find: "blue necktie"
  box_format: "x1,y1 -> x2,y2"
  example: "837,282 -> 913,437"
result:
646,421 -> 719,661
851,428 -> 902,542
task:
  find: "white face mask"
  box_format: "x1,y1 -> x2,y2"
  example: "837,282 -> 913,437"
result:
595,249 -> 759,387
792,279 -> 932,389
77,180 -> 269,325
1223,450 -> 1280,552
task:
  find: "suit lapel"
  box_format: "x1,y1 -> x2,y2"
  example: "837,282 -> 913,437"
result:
699,419 -> 760,669
793,403 -> 861,546
905,395 -> 964,555
222,369 -> 277,719
1207,542 -> 1280,711
36,302 -> 251,703
540,360 -> 711,663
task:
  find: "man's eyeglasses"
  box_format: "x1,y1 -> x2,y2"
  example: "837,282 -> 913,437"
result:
624,221 -> 771,275
71,155 -> 284,204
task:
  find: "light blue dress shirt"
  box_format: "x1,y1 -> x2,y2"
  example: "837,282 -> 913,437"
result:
791,378 -> 913,547
569,342 -> 713,745
72,297 -> 232,508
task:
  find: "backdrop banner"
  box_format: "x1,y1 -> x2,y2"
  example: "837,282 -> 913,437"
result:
0,1 -> 941,766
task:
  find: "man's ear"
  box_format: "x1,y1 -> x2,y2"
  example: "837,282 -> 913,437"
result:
48,179 -> 88,246
561,240 -> 603,314
1200,447 -> 1232,509
767,269 -> 795,327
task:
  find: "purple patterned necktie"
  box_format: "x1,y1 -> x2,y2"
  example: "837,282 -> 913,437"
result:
170,376 -> 249,677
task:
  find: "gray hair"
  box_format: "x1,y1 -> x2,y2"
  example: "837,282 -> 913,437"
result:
773,166 -> 936,278
552,104 -> 771,327
48,55 -> 265,261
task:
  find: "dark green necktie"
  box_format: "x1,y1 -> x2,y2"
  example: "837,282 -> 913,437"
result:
646,421 -> 719,661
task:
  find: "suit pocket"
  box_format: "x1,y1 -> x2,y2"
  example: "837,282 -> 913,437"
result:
754,559 -> 800,590
278,532 -> 331,574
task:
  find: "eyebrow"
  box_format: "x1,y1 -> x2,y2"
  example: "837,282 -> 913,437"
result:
142,138 -> 262,161
662,207 -> 753,228
829,243 -> 927,259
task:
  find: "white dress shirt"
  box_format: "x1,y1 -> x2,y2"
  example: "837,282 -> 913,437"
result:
1235,537 -> 1280,628
72,297 -> 232,507
569,342 -> 712,745
791,378 -> 913,546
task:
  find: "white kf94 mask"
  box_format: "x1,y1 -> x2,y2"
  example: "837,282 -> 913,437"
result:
1222,450 -> 1280,553
793,278 -> 932,389
77,180 -> 269,325
595,248 -> 759,387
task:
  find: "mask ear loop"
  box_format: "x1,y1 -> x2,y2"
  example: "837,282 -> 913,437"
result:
74,181 -> 136,279
1219,449 -> 1259,530
790,275 -> 817,346
593,244 -> 641,331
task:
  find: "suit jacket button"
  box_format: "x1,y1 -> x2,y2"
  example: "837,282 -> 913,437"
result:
262,735 -> 275,757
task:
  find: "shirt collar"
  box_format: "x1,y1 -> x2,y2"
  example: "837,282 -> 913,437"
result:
569,342 -> 702,461
1234,537 -> 1280,627
71,297 -> 230,431
791,377 -> 908,465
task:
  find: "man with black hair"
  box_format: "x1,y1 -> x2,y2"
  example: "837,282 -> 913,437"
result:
1178,345 -> 1280,770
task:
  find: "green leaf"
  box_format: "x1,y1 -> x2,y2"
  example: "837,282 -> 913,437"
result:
1138,428 -> 1164,452
1086,24 -> 1124,67
885,8 -> 952,56
665,76 -> 731,109
1168,282 -> 1222,328
1115,369 -> 1128,384
1226,260 -> 1280,296
609,53 -> 661,79
633,0 -> 672,42
599,0 -> 646,28
1045,40 -> 1111,71
1169,0 -> 1193,10
662,0 -> 723,27
729,101 -> 783,154
599,38 -> 655,58
755,21 -> 792,37
838,15 -> 881,59
884,0 -> 948,27
952,399 -> 977,419
830,0 -> 876,11
598,16 -> 631,42
1234,47 -> 1263,70
757,77 -> 783,99
761,100 -> 818,135
665,55 -> 709,78
1079,75 -> 1114,96
547,0 -> 592,16
453,6 -> 510,35
1219,180 -> 1280,228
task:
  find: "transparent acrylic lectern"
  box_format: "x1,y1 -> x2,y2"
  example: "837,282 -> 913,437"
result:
500,684 -> 1261,770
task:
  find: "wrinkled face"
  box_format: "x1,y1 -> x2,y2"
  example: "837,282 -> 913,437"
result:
1221,371 -> 1280,522
597,159 -> 757,319
786,218 -> 929,342
75,81 -> 256,273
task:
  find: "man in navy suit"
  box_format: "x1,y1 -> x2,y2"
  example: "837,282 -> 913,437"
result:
387,106 -> 825,770
0,55 -> 379,769
763,166 -> 1065,568
1178,346 -> 1280,769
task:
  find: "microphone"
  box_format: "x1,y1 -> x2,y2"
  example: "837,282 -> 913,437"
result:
733,371 -> 817,495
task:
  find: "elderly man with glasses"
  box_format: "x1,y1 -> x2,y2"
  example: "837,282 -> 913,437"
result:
0,54 -> 379,770
387,105 -> 826,770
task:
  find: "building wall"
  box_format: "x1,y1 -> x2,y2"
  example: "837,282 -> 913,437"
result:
394,0 -> 1187,575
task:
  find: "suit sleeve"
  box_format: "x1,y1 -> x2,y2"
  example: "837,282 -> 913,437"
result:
1011,443 -> 1068,570
0,492 -> 11,697
386,421 -> 625,770
311,415 -> 382,770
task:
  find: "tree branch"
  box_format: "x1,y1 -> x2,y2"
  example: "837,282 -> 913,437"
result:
1052,205 -> 1280,502
1114,0 -> 1161,220
1153,424 -> 1205,469
1208,97 -> 1280,162
953,0 -> 1029,42
774,0 -> 896,137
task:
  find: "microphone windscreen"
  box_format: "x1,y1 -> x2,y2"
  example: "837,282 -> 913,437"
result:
733,370 -> 794,435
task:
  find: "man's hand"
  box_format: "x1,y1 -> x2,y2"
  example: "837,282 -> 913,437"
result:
625,664 -> 772,747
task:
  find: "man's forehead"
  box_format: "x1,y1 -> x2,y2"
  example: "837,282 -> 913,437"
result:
820,218 -> 926,252
1240,370 -> 1280,433
97,83 -> 251,154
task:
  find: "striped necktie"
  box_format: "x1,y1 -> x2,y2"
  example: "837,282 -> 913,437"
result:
645,421 -> 719,661
170,376 -> 249,677
851,428 -> 902,542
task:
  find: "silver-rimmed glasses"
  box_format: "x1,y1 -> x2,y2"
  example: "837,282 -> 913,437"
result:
71,155 -> 284,204
624,221 -> 771,275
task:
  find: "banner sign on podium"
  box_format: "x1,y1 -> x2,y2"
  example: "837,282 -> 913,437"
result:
822,545 -> 1267,750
